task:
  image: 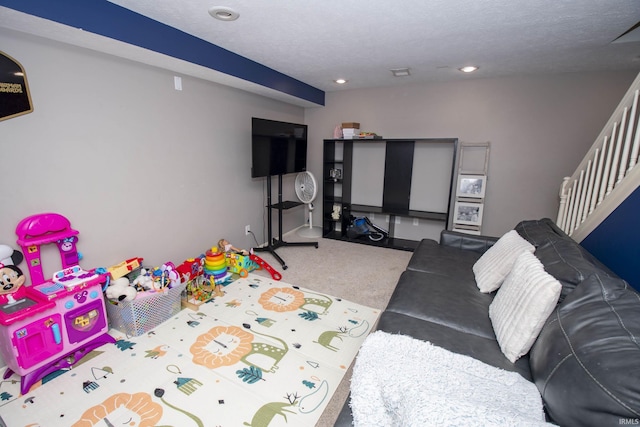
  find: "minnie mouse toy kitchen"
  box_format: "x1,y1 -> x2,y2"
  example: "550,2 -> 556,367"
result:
0,213 -> 115,394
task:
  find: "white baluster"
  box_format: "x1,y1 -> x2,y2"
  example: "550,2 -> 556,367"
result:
628,91 -> 640,172
566,182 -> 577,235
588,149 -> 601,214
563,183 -> 574,234
579,161 -> 593,223
619,90 -> 638,179
599,133 -> 614,205
573,171 -> 585,232
607,118 -> 624,195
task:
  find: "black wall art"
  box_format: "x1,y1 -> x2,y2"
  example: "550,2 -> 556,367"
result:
0,51 -> 33,121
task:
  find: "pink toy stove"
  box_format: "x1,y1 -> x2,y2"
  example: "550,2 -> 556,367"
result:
0,213 -> 115,394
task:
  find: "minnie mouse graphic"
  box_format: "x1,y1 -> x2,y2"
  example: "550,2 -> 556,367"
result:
0,245 -> 26,304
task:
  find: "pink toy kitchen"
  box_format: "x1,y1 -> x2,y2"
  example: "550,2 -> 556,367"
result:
0,213 -> 115,394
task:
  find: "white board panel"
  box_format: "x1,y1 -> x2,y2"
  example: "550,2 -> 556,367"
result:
351,142 -> 386,206
410,142 -> 454,212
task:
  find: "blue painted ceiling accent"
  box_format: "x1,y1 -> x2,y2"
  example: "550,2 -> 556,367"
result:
0,0 -> 325,106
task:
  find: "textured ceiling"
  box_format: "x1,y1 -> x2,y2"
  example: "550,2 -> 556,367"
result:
106,0 -> 640,91
1,0 -> 640,106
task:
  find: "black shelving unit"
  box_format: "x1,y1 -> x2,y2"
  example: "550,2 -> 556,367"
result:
322,138 -> 457,251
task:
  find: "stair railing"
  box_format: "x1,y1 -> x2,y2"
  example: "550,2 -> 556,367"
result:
557,72 -> 640,241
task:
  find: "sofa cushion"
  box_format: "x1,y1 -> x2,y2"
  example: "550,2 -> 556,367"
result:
385,270 -> 496,339
473,230 -> 535,293
534,238 -> 614,302
529,274 -> 640,426
377,311 -> 532,380
514,218 -> 616,303
514,218 -> 568,246
407,238 -> 480,281
439,230 -> 498,254
489,252 -> 561,363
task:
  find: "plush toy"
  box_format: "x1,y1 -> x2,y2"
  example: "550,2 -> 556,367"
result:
0,264 -> 27,305
132,268 -> 155,291
106,277 -> 137,302
0,244 -> 24,267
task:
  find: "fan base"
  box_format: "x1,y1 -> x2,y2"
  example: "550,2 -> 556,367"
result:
296,226 -> 322,238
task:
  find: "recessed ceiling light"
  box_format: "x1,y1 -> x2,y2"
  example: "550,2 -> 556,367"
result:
208,6 -> 239,21
459,66 -> 479,73
391,68 -> 411,77
334,79 -> 348,84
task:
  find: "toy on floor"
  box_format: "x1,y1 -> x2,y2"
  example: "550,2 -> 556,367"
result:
107,257 -> 144,281
217,238 -> 282,281
249,254 -> 283,281
0,212 -> 115,395
204,247 -> 231,296
152,262 -> 181,289
218,239 -> 249,255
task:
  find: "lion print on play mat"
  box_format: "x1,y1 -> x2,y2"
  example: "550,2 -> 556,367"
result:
0,275 -> 379,427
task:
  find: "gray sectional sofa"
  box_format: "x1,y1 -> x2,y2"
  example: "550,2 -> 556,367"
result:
335,218 -> 640,426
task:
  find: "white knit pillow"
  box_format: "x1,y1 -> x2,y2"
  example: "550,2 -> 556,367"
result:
489,251 -> 561,363
473,230 -> 535,293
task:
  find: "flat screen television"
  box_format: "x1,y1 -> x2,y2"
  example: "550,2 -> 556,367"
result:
251,117 -> 308,178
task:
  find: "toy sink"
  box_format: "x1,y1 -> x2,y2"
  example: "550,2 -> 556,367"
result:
0,297 -> 38,315
0,290 -> 55,326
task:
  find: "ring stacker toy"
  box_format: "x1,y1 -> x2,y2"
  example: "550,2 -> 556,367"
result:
0,213 -> 115,395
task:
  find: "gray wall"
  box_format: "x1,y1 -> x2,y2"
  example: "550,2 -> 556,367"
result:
1,29 -> 306,278
304,71 -> 637,236
0,29 -> 635,371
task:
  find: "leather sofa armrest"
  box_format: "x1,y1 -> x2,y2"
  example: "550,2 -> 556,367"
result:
440,230 -> 499,254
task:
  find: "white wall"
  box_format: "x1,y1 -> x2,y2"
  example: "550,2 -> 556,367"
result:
304,71 -> 637,236
1,29 -> 307,278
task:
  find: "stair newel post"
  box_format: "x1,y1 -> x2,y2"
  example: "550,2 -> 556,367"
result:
557,177 -> 570,229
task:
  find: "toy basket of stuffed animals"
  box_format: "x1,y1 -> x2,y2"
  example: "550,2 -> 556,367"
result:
106,280 -> 186,336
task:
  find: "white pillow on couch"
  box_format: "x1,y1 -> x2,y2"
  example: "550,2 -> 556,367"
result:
489,251 -> 561,363
473,230 -> 535,293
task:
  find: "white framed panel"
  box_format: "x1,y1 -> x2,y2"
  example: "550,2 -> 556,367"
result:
410,142 -> 454,212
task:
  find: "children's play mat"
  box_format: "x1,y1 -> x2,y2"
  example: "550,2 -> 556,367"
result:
0,274 -> 379,427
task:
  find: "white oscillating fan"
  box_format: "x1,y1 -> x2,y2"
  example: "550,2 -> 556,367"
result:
294,171 -> 322,238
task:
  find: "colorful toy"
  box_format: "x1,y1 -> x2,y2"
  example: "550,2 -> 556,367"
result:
0,213 -> 115,394
249,254 -> 283,281
107,257 -> 144,281
105,277 -> 137,302
177,255 -> 215,310
217,239 -> 281,280
153,262 -> 181,289
0,263 -> 27,305
132,268 -> 155,291
204,246 -> 232,286
176,255 -> 205,284
218,238 -> 249,255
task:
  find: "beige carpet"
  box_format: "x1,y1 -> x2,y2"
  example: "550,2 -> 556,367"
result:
250,230 -> 413,426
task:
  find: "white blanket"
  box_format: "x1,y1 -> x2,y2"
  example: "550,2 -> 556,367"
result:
350,331 -> 552,427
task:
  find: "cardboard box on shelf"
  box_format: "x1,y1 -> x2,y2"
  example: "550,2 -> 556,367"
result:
341,122 -> 360,129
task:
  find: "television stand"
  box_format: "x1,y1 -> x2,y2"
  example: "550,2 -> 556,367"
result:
254,174 -> 318,270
